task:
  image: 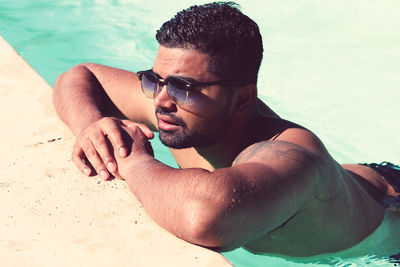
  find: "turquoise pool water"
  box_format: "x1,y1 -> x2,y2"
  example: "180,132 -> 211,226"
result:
1,0 -> 399,266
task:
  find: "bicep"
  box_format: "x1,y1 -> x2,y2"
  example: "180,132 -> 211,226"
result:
82,63 -> 157,130
208,141 -> 319,249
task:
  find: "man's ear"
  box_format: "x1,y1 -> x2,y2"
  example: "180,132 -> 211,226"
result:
230,84 -> 257,116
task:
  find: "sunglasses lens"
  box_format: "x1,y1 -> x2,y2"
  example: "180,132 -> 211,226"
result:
140,73 -> 158,98
138,71 -> 204,110
166,78 -> 189,106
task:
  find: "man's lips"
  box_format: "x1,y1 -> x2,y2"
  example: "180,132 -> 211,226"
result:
156,114 -> 181,131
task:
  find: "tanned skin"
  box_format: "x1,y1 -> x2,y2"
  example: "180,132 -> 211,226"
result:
53,46 -> 394,256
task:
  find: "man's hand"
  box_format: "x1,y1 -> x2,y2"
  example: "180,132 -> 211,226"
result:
72,117 -> 154,180
112,125 -> 155,179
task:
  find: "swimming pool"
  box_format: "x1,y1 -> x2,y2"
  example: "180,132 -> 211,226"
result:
1,0 -> 399,266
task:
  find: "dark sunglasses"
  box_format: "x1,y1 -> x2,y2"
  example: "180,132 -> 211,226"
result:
137,70 -> 254,109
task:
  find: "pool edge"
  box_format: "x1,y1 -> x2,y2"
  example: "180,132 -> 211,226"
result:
0,35 -> 233,267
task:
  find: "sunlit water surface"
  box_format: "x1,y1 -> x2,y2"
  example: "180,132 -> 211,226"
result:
1,0 -> 399,266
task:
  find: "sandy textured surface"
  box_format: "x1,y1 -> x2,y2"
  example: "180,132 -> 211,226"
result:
0,36 -> 231,267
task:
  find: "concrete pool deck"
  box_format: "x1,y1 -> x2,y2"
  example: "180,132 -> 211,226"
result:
0,36 -> 231,266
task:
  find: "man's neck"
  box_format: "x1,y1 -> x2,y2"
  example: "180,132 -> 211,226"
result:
194,106 -> 261,169
169,100 -> 280,171
168,112 -> 252,171
195,127 -> 246,169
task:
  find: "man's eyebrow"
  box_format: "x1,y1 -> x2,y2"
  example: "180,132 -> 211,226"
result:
170,75 -> 198,83
150,69 -> 161,78
151,69 -> 199,83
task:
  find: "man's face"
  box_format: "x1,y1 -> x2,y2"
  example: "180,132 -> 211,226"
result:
152,46 -> 233,149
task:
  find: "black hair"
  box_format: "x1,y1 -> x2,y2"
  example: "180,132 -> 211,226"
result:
156,2 -> 263,83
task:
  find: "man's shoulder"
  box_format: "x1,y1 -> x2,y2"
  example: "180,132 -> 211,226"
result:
233,127 -> 327,168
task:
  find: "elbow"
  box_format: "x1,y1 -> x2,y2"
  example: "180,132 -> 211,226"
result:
53,64 -> 81,96
54,63 -> 91,86
52,64 -> 92,119
181,192 -> 240,251
52,63 -> 91,100
183,209 -> 240,251
54,63 -> 85,88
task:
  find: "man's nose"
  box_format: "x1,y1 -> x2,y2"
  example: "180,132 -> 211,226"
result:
153,84 -> 175,110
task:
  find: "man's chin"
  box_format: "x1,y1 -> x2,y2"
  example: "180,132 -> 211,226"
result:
158,129 -> 223,149
158,130 -> 192,149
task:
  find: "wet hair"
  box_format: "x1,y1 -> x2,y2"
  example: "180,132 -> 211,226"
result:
156,2 -> 263,83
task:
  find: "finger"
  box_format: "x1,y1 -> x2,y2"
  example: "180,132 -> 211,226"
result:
72,145 -> 92,176
80,135 -> 110,180
102,119 -> 129,158
122,126 -> 154,157
89,131 -> 117,174
123,120 -> 154,139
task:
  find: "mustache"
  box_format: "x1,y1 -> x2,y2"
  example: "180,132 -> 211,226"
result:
155,108 -> 186,127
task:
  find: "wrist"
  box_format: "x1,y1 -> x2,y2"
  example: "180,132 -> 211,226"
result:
119,151 -> 156,178
133,152 -> 156,169
72,113 -> 103,137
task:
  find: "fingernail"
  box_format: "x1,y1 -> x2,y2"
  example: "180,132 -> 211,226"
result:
83,168 -> 91,176
107,162 -> 116,172
99,170 -> 108,180
119,147 -> 127,157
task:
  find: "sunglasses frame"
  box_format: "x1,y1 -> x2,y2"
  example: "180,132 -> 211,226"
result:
137,69 -> 255,106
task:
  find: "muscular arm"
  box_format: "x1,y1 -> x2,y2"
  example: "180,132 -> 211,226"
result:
53,63 -> 157,179
53,63 -> 157,135
116,127 -> 319,250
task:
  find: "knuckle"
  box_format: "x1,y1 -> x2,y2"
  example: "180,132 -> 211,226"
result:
72,147 -> 83,159
99,147 -> 112,159
81,141 -> 91,152
83,124 -> 97,134
93,135 -> 106,145
103,156 -> 113,164
71,149 -> 79,158
85,147 -> 98,158
72,143 -> 81,153
107,129 -> 124,146
74,135 -> 85,144
99,117 -> 109,123
131,125 -> 139,132
110,130 -> 123,141
71,154 -> 84,168
90,129 -> 106,142
71,154 -> 79,163
134,126 -> 143,136
80,130 -> 94,142
101,116 -> 116,125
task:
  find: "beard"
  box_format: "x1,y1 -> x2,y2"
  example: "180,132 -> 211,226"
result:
156,107 -> 231,149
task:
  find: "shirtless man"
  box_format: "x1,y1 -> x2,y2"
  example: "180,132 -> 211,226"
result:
53,2 -> 400,257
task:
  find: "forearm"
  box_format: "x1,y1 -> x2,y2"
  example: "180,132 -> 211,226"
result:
121,154 -> 230,245
119,153 -> 314,250
53,64 -> 106,136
